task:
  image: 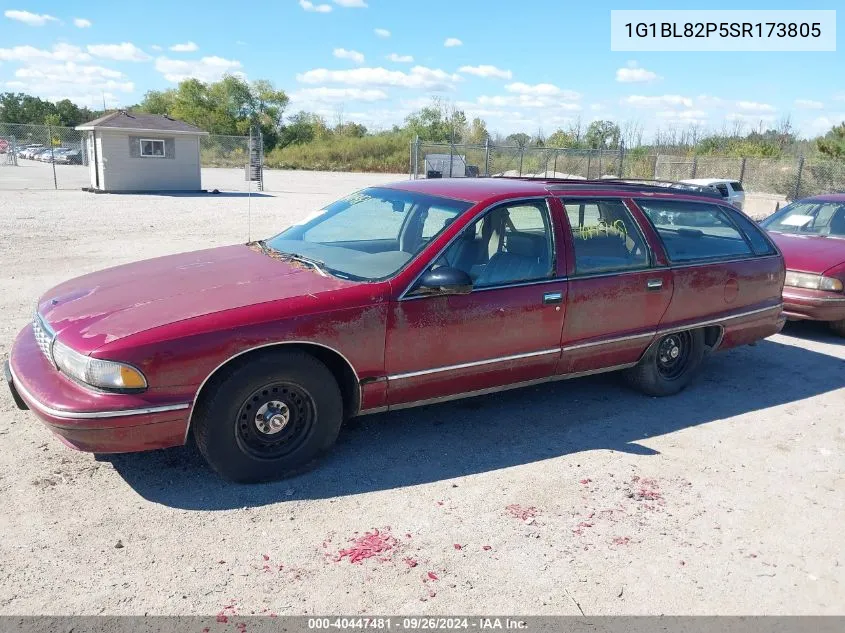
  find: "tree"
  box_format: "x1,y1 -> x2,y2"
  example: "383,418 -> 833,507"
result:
585,120 -> 621,150
546,129 -> 578,148
466,117 -> 489,144
506,132 -> 530,147
404,97 -> 467,142
817,122 -> 845,159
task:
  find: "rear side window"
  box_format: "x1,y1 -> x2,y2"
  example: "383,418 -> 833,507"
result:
637,199 -> 753,263
715,184 -> 729,197
730,181 -> 744,192
563,199 -> 650,274
724,209 -> 776,255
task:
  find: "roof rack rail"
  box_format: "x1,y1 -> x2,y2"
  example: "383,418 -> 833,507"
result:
487,175 -> 724,200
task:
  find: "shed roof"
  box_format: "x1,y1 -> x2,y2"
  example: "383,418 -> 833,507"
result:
76,111 -> 209,135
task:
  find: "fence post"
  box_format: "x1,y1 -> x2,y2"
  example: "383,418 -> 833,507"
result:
586,152 -> 592,179
10,136 -> 17,166
691,156 -> 698,179
518,145 -> 524,176
413,136 -> 420,179
408,140 -> 413,180
47,125 -> 57,190
739,157 -> 747,182
653,153 -> 660,179
617,141 -> 625,178
484,137 -> 490,177
794,155 -> 805,200
552,149 -> 558,176
448,140 -> 454,178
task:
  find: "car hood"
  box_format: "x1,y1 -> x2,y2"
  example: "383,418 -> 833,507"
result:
768,232 -> 845,274
38,245 -> 355,352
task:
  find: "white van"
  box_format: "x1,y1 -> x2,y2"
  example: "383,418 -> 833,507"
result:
680,178 -> 745,210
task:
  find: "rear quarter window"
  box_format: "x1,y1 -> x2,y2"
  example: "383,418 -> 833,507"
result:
636,199 -> 754,263
729,181 -> 744,192
722,208 -> 777,255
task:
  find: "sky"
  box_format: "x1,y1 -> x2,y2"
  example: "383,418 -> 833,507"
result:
0,0 -> 842,139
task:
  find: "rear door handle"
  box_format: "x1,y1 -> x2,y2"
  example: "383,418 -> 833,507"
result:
543,292 -> 563,305
646,278 -> 663,291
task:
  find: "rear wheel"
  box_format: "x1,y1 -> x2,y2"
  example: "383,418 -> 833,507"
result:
193,351 -> 343,483
624,329 -> 706,397
829,319 -> 845,338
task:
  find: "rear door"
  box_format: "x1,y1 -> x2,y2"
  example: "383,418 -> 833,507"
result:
633,198 -> 782,344
555,197 -> 673,374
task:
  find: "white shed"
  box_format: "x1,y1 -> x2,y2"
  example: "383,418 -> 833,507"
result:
76,111 -> 208,193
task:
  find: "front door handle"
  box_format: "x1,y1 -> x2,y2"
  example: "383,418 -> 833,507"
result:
646,278 -> 664,291
543,292 -> 563,304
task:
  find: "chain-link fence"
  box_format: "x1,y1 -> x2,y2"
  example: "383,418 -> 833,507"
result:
410,139 -> 845,201
0,122 -> 253,191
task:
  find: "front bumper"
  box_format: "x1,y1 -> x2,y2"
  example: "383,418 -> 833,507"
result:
782,287 -> 845,323
7,325 -> 191,453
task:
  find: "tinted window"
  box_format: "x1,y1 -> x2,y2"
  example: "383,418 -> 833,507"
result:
725,209 -> 777,255
730,181 -> 744,192
638,200 -> 753,262
714,184 -> 729,197
436,200 -> 553,288
564,199 -> 650,274
761,200 -> 845,238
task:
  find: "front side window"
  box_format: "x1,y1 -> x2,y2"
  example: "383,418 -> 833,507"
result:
762,200 -> 845,238
434,200 -> 554,288
140,139 -> 165,157
564,199 -> 650,274
267,187 -> 471,281
638,199 -> 753,262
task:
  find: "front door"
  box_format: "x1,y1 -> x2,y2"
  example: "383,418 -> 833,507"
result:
557,197 -> 673,374
385,198 -> 567,406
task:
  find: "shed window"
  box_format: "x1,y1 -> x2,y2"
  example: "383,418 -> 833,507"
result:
140,139 -> 165,157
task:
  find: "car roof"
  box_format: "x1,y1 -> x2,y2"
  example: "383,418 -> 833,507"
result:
681,178 -> 738,185
803,193 -> 845,203
380,177 -> 728,204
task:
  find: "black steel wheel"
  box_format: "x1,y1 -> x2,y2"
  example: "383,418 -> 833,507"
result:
624,329 -> 706,397
193,350 -> 343,483
234,383 -> 316,460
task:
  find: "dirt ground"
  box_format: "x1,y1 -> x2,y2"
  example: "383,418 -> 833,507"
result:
0,171 -> 843,616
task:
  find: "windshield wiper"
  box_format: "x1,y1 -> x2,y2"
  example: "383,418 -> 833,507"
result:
283,252 -> 330,277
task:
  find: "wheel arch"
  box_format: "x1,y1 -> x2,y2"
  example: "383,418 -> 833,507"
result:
186,341 -> 361,442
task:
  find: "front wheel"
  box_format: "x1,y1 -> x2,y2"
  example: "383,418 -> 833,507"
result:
624,329 -> 706,397
192,351 -> 343,483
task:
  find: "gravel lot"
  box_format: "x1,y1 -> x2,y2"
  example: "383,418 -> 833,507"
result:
0,170 -> 843,616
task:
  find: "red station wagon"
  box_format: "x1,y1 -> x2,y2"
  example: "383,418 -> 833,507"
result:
760,194 -> 845,336
5,178 -> 786,482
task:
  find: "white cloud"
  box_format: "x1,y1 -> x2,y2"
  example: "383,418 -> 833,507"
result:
151,45 -> 163,51
291,87 -> 388,103
726,112 -> 778,124
476,94 -> 581,111
0,43 -> 91,63
87,43 -> 151,62
615,62 -> 659,83
4,10 -> 57,26
505,82 -> 580,100
300,0 -> 332,12
155,56 -> 243,83
170,41 -> 199,52
695,94 -> 727,108
10,62 -> 134,103
624,94 -> 693,108
387,53 -> 413,63
374,28 -> 390,38
737,101 -> 776,112
458,65 -> 512,80
333,0 -> 368,6
444,38 -> 463,47
657,109 -> 708,121
296,65 -> 462,90
333,48 -> 365,64
73,18 -> 92,28
794,99 -> 824,110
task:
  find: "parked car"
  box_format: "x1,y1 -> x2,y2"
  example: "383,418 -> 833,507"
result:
760,194 -> 845,335
19,145 -> 45,159
5,178 -> 786,482
54,149 -> 83,165
0,138 -> 8,153
680,178 -> 745,210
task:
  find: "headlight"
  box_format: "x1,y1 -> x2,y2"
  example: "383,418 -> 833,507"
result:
52,339 -> 147,390
784,271 -> 844,292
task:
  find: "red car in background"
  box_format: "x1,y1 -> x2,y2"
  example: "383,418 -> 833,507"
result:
761,194 -> 845,336
6,178 -> 785,482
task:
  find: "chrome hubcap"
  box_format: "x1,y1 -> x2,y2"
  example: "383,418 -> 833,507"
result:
254,400 -> 290,435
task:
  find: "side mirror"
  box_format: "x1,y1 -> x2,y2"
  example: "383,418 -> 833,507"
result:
414,267 -> 473,296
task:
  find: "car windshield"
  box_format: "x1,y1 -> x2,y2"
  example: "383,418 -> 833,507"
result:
264,187 -> 473,281
762,200 -> 845,238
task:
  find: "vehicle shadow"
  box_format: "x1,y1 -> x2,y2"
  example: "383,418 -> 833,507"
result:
106,338 -> 845,510
781,319 -> 843,344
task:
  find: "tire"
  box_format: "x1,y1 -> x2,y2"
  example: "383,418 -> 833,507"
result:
192,350 -> 343,483
624,329 -> 706,397
830,319 -> 845,338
